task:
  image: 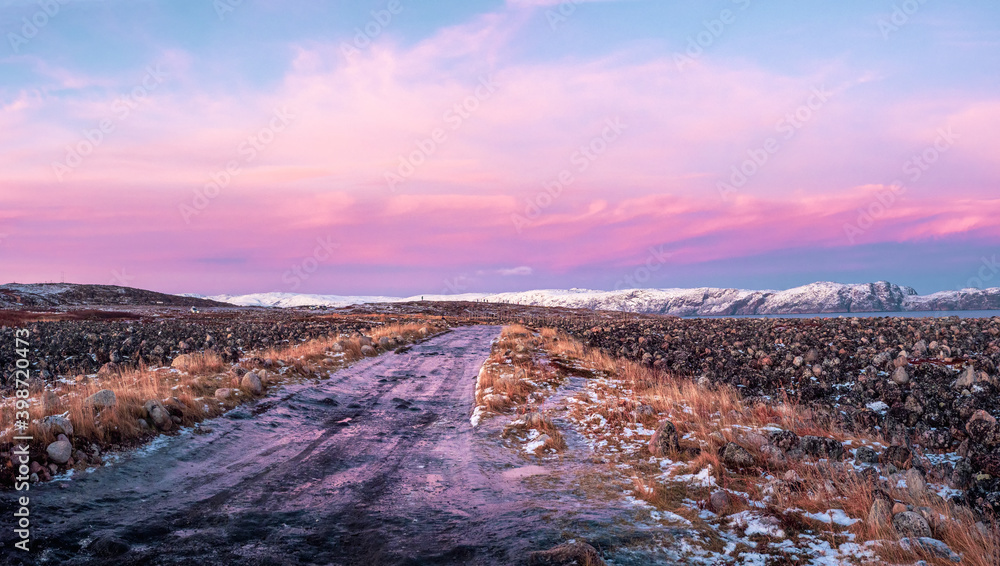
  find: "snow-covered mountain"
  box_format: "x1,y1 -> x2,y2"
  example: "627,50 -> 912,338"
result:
195,281 -> 1000,315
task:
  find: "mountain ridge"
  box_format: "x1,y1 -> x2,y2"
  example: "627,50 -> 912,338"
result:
196,281 -> 1000,315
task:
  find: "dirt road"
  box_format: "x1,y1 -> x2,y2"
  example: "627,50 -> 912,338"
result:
1,326 -> 661,565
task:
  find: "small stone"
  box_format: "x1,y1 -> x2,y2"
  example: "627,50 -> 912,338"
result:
360,345 -> 376,356
527,542 -> 606,566
891,366 -> 910,385
893,511 -> 932,538
768,429 -> 800,451
954,365 -> 977,390
718,442 -> 755,469
215,388 -> 233,401
633,404 -> 656,420
868,498 -> 892,530
905,468 -> 928,500
42,414 -> 74,437
882,445 -> 912,469
96,362 -> 120,379
759,443 -> 786,464
966,410 -> 1000,447
85,389 -> 117,410
143,399 -> 173,431
892,502 -> 909,515
800,435 -> 844,460
46,440 -> 72,464
899,537 -> 960,563
87,534 -> 130,558
708,490 -> 732,514
855,445 -> 879,464
170,354 -> 193,371
648,420 -> 680,456
240,371 -> 263,395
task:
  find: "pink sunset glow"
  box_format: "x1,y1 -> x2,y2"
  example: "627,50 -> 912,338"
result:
2,1 -> 999,295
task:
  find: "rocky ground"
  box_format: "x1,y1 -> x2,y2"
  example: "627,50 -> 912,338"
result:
473,325 -> 1000,564
2,295 -> 999,564
538,315 -> 1000,522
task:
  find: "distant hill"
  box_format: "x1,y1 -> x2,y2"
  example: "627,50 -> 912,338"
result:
199,281 -> 1000,315
0,283 -> 230,309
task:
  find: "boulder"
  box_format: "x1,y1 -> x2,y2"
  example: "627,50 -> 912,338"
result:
170,354 -> 194,371
800,435 -> 844,460
708,490 -> 733,514
905,468 -> 928,500
898,537 -> 961,563
527,542 -> 606,566
868,498 -> 893,530
648,420 -> 680,456
46,439 -> 72,464
891,366 -> 910,385
143,399 -> 173,431
240,371 -> 263,395
954,365 -> 977,390
96,362 -> 120,379
85,389 -> 117,411
892,511 -> 932,538
966,410 -> 1000,447
42,414 -> 73,437
718,442 -> 755,469
360,345 -> 376,357
855,445 -> 879,464
87,534 -> 131,558
882,445 -> 912,469
768,429 -> 800,451
215,388 -> 233,401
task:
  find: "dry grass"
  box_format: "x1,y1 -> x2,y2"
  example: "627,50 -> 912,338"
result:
534,327 -> 1000,566
263,322 -> 439,364
502,411 -> 567,454
9,366 -> 228,450
170,350 -> 227,375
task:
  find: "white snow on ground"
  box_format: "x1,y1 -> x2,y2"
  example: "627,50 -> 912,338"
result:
803,509 -> 860,527
730,511 -> 786,538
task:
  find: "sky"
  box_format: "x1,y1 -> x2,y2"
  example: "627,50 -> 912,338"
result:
1,0 -> 999,296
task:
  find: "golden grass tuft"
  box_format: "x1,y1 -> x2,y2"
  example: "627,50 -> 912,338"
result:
170,350 -> 226,375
